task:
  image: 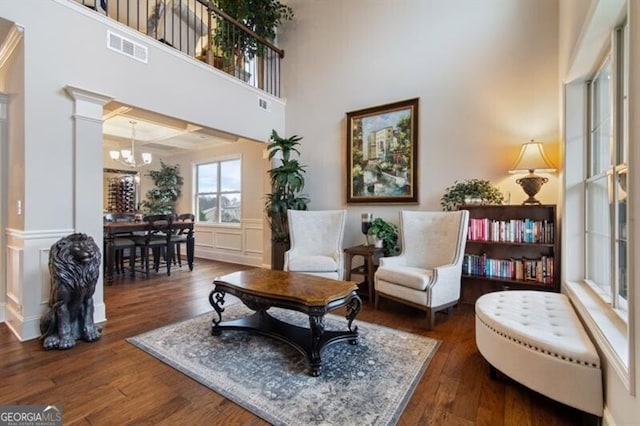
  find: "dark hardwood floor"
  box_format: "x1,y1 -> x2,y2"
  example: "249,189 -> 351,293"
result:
0,259 -> 583,425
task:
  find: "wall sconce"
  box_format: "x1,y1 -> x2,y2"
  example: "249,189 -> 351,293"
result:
508,140 -> 556,205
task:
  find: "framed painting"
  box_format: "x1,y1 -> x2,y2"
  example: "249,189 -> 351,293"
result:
346,98 -> 419,203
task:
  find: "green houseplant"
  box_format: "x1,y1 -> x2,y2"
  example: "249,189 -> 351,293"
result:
265,130 -> 309,269
141,161 -> 184,214
213,0 -> 293,76
368,218 -> 399,256
440,179 -> 504,211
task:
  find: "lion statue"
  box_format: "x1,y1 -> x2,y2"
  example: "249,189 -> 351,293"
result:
40,233 -> 102,350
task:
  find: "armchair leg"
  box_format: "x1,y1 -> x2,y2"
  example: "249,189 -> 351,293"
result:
426,308 -> 435,330
374,293 -> 380,310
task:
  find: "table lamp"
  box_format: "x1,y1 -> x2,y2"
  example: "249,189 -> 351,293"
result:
508,140 -> 556,205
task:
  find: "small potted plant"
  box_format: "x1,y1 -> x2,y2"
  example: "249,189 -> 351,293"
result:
368,218 -> 399,256
440,179 -> 504,211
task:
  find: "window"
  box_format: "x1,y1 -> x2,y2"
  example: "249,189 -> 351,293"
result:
585,24 -> 628,315
195,158 -> 241,224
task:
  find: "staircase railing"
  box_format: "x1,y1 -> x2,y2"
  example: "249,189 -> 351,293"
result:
76,0 -> 284,97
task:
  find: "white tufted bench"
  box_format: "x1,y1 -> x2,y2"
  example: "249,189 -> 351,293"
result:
475,291 -> 603,417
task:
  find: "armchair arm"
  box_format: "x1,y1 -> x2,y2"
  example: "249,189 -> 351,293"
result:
334,250 -> 345,280
428,263 -> 464,306
429,263 -> 461,285
378,255 -> 408,268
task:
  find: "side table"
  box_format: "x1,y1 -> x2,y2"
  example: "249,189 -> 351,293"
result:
344,244 -> 384,302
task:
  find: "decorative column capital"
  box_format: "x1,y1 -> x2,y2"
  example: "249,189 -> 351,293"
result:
65,85 -> 113,121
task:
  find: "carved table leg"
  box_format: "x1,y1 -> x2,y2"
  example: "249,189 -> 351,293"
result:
209,288 -> 226,335
308,314 -> 325,377
346,295 -> 362,345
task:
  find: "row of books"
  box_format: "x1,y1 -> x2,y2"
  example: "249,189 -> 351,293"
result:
462,253 -> 554,284
467,218 -> 554,244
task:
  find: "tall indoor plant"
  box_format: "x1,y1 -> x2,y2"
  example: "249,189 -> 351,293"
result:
265,130 -> 309,269
213,0 -> 293,75
142,161 -> 184,214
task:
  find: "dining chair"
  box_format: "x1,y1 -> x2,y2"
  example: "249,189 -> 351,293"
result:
103,213 -> 137,277
170,213 -> 195,267
133,214 -> 174,278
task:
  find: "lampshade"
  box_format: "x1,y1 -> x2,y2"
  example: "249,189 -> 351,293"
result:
508,140 -> 556,174
509,140 -> 556,205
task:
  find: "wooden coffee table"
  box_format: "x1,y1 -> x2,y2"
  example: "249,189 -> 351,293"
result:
209,268 -> 362,376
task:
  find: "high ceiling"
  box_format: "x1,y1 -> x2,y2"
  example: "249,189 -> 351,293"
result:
103,101 -> 241,156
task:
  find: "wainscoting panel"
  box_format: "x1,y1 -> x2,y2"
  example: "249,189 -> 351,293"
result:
244,219 -> 263,255
194,229 -> 214,248
194,220 -> 263,267
4,228 -> 76,341
39,248 -> 51,305
6,244 -> 23,308
215,231 -> 242,251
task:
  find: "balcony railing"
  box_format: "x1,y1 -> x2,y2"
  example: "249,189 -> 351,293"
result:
76,0 -> 284,97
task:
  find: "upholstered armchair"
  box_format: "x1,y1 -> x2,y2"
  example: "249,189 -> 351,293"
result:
284,210 -> 347,280
374,210 -> 469,329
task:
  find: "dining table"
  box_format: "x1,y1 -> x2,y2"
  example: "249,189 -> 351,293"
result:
103,220 -> 195,285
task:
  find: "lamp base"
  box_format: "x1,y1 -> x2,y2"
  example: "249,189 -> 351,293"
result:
516,174 -> 548,205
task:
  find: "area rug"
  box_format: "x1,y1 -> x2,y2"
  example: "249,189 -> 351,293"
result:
128,303 -> 440,426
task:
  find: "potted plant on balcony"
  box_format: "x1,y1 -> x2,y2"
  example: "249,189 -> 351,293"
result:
440,178 -> 504,211
213,0 -> 293,80
265,130 -> 309,269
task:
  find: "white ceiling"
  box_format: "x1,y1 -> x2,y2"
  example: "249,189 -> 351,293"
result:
103,102 -> 240,156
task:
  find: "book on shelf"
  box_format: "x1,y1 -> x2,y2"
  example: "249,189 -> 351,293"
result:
467,218 -> 554,244
462,253 -> 554,284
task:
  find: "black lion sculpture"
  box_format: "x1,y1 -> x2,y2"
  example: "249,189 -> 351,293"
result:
40,233 -> 102,350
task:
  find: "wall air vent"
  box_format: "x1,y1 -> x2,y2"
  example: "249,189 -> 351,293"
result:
107,31 -> 148,63
258,97 -> 271,112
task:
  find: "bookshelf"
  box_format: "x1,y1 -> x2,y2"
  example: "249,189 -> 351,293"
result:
460,204 -> 559,304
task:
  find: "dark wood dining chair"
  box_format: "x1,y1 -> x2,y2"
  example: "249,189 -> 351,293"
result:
103,213 -> 137,277
170,213 -> 195,267
133,214 -> 174,278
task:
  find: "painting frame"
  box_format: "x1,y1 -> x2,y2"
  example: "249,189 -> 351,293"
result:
346,98 -> 419,204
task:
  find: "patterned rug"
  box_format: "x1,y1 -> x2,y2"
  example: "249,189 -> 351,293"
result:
128,303 -> 440,426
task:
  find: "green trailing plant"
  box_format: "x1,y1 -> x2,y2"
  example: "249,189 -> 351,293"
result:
214,0 -> 293,69
440,179 -> 504,211
368,218 -> 399,256
265,130 -> 309,243
142,161 -> 184,214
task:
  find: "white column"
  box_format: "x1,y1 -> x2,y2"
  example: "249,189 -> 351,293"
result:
65,85 -> 113,325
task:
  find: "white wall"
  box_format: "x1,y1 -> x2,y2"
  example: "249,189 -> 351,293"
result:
280,0 -> 560,249
0,0 -> 284,339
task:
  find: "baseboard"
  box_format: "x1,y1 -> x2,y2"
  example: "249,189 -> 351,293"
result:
195,249 -> 262,267
4,305 -> 41,342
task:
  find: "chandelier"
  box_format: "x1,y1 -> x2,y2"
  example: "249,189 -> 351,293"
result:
109,120 -> 152,168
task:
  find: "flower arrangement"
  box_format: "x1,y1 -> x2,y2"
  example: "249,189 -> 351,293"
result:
440,179 -> 504,211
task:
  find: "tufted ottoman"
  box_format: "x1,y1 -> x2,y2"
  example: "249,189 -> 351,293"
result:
475,291 -> 603,417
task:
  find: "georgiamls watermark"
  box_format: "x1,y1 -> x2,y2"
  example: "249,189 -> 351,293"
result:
0,405 -> 62,426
